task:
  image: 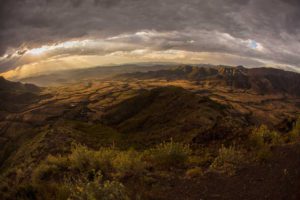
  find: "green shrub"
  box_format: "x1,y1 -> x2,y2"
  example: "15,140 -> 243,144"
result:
69,145 -> 96,171
68,145 -> 146,178
185,167 -> 203,179
247,125 -> 281,162
32,155 -> 70,184
36,183 -> 70,200
112,150 -> 145,178
188,152 -> 214,167
15,184 -> 37,200
92,148 -> 118,175
249,125 -> 281,148
288,117 -> 300,141
144,140 -> 191,169
0,181 -> 10,200
210,146 -> 244,176
68,173 -> 129,200
32,163 -> 60,184
32,152 -> 132,199
28,143 -> 147,200
34,144 -> 146,181
46,155 -> 69,168
256,146 -> 273,162
30,142 -> 191,199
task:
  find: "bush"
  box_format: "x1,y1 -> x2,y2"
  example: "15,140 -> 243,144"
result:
210,146 -> 244,176
31,144 -> 137,199
247,125 -> 281,162
33,144 -> 146,181
144,140 -> 191,169
256,146 -> 272,162
188,152 -> 214,167
15,184 -> 37,200
33,163 -> 60,184
69,145 -> 97,171
92,148 -> 118,175
288,117 -> 300,141
32,154 -> 70,184
68,173 -> 129,200
112,150 -> 145,178
36,183 -> 70,200
32,142 -> 194,199
249,125 -> 281,148
185,167 -> 203,179
68,145 -> 145,178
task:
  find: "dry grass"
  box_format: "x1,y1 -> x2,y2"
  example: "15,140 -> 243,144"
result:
210,146 -> 245,176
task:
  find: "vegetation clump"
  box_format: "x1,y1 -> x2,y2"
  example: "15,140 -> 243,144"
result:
33,144 -> 145,184
143,140 -> 192,169
210,146 -> 244,176
249,125 -> 281,148
185,167 -> 203,179
288,117 -> 300,141
29,141 -> 194,199
30,144 -> 147,199
68,173 -> 129,200
5,120 -> 299,200
248,125 -> 282,162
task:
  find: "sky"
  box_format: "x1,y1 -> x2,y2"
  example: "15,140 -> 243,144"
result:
1,0 -> 300,79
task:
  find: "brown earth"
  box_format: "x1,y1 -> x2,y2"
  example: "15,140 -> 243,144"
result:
147,143 -> 300,200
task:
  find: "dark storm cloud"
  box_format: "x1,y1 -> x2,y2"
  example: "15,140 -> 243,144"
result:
1,0 -> 300,70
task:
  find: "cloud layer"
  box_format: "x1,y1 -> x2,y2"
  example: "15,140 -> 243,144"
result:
1,0 -> 300,77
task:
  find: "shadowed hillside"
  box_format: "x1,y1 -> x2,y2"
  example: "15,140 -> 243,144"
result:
0,77 -> 40,93
102,86 -> 248,147
0,77 -> 43,114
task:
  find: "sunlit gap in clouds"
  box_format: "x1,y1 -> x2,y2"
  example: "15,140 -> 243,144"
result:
1,55 -> 98,80
26,40 -> 91,56
248,40 -> 264,51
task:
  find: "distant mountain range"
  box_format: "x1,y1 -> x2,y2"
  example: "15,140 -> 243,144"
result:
120,65 -> 300,96
18,63 -> 177,86
13,63 -> 300,96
